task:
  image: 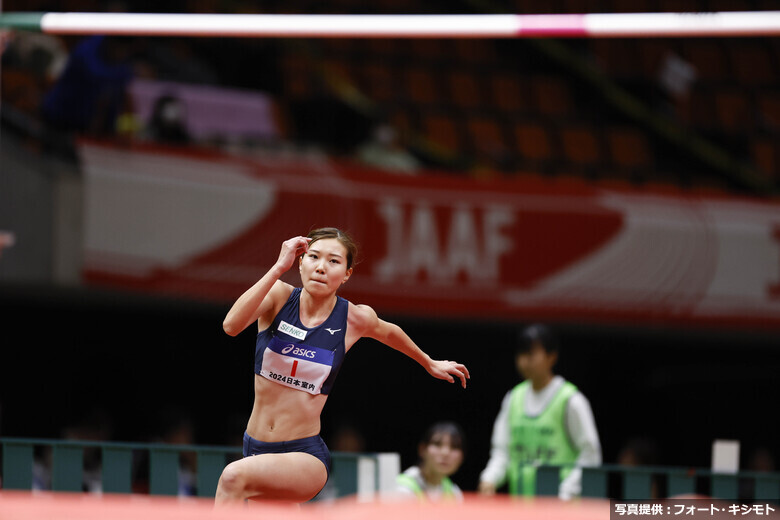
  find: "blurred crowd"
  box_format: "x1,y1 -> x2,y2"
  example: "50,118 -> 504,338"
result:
3,0 -> 777,192
1,0 -> 779,500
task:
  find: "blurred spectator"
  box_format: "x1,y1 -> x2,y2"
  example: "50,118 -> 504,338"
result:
478,324 -> 602,500
1,30 -> 11,56
329,422 -> 366,453
40,35 -> 143,137
0,232 -> 15,259
657,51 -> 697,120
356,123 -> 421,174
658,52 -> 697,102
62,408 -> 114,494
144,93 -> 191,145
747,446 -> 775,473
2,30 -> 68,83
155,409 -> 197,496
740,446 -> 776,500
32,446 -> 52,491
618,436 -> 660,499
617,437 -> 659,467
318,421 -> 368,501
395,421 -> 465,502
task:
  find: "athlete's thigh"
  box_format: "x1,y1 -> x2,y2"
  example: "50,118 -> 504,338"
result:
236,452 -> 328,502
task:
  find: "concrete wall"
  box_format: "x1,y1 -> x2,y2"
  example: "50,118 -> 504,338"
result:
0,128 -> 82,285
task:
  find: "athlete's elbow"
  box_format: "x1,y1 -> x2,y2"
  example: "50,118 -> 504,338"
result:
223,318 -> 242,337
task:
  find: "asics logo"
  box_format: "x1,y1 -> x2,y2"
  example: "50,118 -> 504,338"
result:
325,328 -> 342,335
281,344 -> 316,359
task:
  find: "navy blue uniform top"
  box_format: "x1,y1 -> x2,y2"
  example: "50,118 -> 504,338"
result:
255,287 -> 348,395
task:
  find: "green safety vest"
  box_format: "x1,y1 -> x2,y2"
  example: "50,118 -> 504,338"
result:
507,380 -> 579,496
396,472 -> 457,501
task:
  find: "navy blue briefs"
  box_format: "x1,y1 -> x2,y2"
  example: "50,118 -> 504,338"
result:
242,431 -> 332,477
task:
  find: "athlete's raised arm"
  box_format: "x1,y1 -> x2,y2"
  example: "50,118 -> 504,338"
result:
348,303 -> 470,388
223,236 -> 310,336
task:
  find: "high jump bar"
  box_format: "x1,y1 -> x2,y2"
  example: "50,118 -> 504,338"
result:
1,11 -> 780,38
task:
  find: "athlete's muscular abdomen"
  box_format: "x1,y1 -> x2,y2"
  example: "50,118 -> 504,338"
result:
246,375 -> 328,442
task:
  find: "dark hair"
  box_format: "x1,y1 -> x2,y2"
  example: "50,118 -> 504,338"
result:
516,323 -> 559,356
306,227 -> 358,269
419,421 -> 466,456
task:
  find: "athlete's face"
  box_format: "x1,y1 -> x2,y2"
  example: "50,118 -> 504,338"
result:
419,433 -> 463,479
299,238 -> 352,295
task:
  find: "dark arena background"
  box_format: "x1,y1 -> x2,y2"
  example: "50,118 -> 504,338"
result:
1,0 -> 780,515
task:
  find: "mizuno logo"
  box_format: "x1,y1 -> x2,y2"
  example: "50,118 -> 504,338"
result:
325,328 -> 341,335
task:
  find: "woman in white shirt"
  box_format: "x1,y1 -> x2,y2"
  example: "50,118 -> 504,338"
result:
478,324 -> 601,500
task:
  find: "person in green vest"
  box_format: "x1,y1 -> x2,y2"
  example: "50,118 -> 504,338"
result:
478,324 -> 601,500
395,421 -> 465,502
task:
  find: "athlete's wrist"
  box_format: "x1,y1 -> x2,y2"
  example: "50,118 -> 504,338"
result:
269,263 -> 288,278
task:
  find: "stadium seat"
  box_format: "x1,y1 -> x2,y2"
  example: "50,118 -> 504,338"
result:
448,71 -> 483,110
513,120 -> 555,167
714,89 -> 754,133
530,76 -> 572,117
404,67 -> 440,105
490,74 -> 527,113
561,125 -> 602,166
422,112 -> 463,151
606,126 -> 653,170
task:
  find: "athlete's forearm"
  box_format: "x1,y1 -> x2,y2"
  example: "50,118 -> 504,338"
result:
223,265 -> 286,336
379,321 -> 433,370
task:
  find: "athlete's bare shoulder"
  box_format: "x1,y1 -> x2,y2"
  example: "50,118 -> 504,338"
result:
270,279 -> 296,299
345,301 -> 378,347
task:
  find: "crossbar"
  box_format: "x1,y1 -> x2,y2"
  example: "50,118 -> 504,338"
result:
1,11 -> 780,38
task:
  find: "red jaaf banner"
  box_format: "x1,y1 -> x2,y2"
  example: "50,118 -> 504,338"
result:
79,140 -> 780,330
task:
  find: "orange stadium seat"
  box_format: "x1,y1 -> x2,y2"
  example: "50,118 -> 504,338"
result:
751,137 -> 778,180
490,74 -> 527,113
466,115 -> 508,158
513,121 -> 554,161
757,91 -> 780,131
453,39 -> 497,65
686,87 -> 718,130
281,54 -> 315,100
530,76 -> 572,117
637,40 -> 673,80
366,38 -> 405,59
561,125 -> 602,166
714,89 -> 754,133
409,39 -> 448,62
448,71 -> 483,110
682,40 -> 730,82
589,39 -> 640,78
362,62 -> 398,103
606,126 -> 653,170
729,40 -> 776,87
404,67 -> 440,105
422,112 -> 463,151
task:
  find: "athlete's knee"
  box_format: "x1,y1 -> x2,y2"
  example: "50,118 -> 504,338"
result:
216,462 -> 246,500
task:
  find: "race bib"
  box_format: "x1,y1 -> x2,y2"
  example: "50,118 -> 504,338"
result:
260,336 -> 334,395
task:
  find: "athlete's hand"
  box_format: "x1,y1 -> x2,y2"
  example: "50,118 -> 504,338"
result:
427,359 -> 470,388
275,236 -> 311,273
